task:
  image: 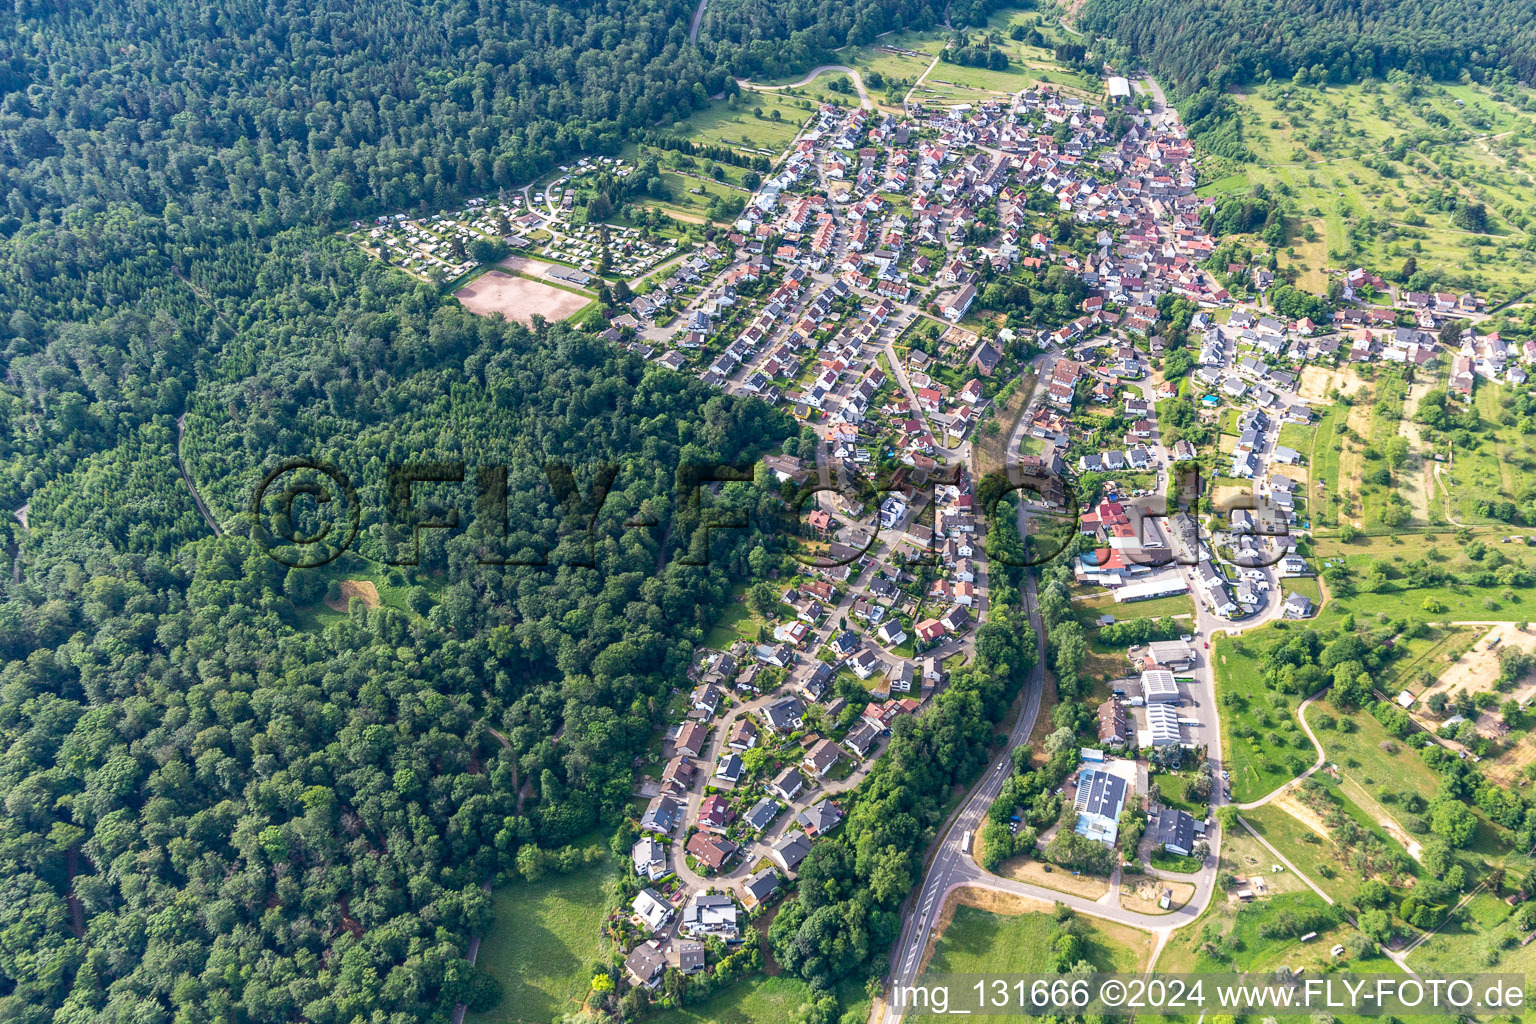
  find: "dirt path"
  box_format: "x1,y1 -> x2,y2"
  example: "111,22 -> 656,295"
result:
1434,462 -> 1469,526
1336,395 -> 1374,527
176,414 -> 222,537
1339,777 -> 1424,861
1398,378 -> 1433,524
904,47 -> 947,114
737,65 -> 875,111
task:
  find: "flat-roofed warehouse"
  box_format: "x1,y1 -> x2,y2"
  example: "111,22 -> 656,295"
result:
1147,639 -> 1196,670
1144,703 -> 1182,746
1140,668 -> 1181,703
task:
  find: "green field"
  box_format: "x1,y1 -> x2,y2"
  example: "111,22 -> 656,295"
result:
1151,771 -> 1208,816
668,91 -> 816,156
1306,400 -> 1349,529
646,976 -> 824,1024
1408,889 -> 1536,976
1439,382 -> 1536,523
1239,801 -> 1384,906
1072,591 -> 1196,630
1309,695 -> 1443,801
704,583 -> 767,648
467,857 -> 616,1024
654,170 -> 749,220
1197,77 -> 1536,302
1309,523 -> 1536,623
1211,633 -> 1312,804
910,903 -> 1150,1024
289,557 -> 430,631
835,8 -> 1104,112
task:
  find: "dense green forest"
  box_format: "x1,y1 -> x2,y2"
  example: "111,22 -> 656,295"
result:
0,233 -> 800,1022
1080,0 -> 1536,160
0,0 -> 1000,1019
1081,0 -> 1536,93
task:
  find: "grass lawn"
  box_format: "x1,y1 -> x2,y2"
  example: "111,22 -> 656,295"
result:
467,854 -> 616,1024
1211,633 -> 1312,804
289,556 -> 427,631
1306,401 -> 1348,528
1151,772 -> 1207,816
910,900 -> 1150,1023
1239,800 -> 1382,906
703,584 -> 765,648
1308,521 -> 1536,623
1437,382 -> 1536,523
1408,889 -> 1536,976
1282,576 -> 1323,609
1149,849 -> 1203,874
668,93 -> 813,156
1203,77 -> 1536,304
1218,891 -> 1340,967
1307,695 -> 1442,813
1072,591 -> 1195,629
655,171 -> 745,217
646,976 -> 824,1024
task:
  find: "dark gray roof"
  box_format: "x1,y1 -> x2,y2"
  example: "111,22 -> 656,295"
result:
1074,768 -> 1127,819
1154,808 -> 1196,853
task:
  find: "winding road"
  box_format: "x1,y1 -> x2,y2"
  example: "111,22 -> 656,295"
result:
688,0 -> 707,45
876,363 -> 1229,1024
737,65 -> 875,111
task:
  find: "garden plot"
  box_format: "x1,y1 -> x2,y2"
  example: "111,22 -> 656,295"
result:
1415,622 -> 1536,711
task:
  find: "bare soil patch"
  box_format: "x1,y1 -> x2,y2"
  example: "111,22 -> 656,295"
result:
1486,737 -> 1536,787
1298,365 -> 1366,402
1397,378 -> 1434,523
1336,395 -> 1375,526
325,579 -> 380,613
1427,622 -> 1536,783
1119,877 -> 1197,915
456,271 -> 590,325
1425,623 -> 1536,704
996,855 -> 1111,900
1271,790 -> 1331,841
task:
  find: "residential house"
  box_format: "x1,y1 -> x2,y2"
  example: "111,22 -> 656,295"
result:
1097,700 -> 1129,747
625,942 -> 668,989
771,766 -> 806,802
686,831 -> 738,873
674,721 -> 709,759
797,800 -> 845,836
633,888 -> 672,932
741,867 -> 782,909
698,793 -> 735,831
803,738 -> 844,778
844,720 -> 882,757
631,836 -> 667,881
681,892 -> 739,939
728,717 -> 760,750
743,798 -> 780,833
640,794 -> 683,835
676,940 -> 707,974
770,831 -> 814,874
